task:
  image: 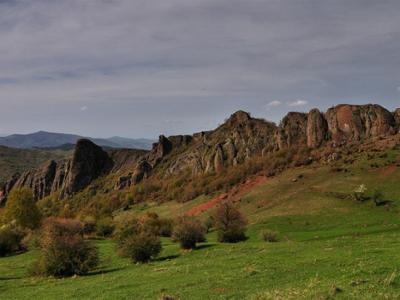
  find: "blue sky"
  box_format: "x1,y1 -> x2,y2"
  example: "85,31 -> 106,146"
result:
0,0 -> 399,138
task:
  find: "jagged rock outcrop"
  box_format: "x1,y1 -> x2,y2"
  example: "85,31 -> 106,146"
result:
307,109 -> 329,148
1,103 -> 399,204
61,139 -> 112,196
276,112 -> 308,149
132,160 -> 152,184
0,173 -> 20,205
325,104 -> 395,143
1,139 -> 138,203
164,111 -> 278,175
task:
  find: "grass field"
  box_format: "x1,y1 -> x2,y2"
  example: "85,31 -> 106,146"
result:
1,149 -> 400,299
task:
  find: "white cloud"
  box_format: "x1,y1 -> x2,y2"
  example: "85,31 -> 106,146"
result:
397,86 -> 400,92
266,100 -> 282,107
80,106 -> 88,112
287,100 -> 308,107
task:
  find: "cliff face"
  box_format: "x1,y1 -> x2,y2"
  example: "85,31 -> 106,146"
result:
307,109 -> 329,149
276,112 -> 308,149
1,103 -> 398,204
325,104 -> 395,143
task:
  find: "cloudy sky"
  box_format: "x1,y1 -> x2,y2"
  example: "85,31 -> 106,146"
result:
0,0 -> 399,138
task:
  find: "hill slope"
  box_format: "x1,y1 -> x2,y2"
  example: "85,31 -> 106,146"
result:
1,146 -> 400,299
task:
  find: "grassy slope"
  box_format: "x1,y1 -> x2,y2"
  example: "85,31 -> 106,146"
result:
1,149 -> 400,299
0,146 -> 70,185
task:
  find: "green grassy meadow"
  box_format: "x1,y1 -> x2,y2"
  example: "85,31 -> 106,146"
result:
1,150 -> 400,299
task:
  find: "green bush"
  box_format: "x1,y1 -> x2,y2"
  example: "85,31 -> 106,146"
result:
4,188 -> 41,229
214,201 -> 247,243
122,232 -> 162,263
34,218 -> 98,277
114,215 -> 141,250
172,216 -> 206,249
114,214 -> 162,263
0,223 -> 26,257
141,213 -> 174,237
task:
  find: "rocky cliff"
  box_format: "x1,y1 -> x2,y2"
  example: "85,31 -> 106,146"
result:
325,104 -> 395,144
1,103 -> 398,204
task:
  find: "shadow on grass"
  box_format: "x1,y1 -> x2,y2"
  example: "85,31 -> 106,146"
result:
196,243 -> 215,250
87,267 -> 124,276
0,276 -> 23,281
155,254 -> 180,262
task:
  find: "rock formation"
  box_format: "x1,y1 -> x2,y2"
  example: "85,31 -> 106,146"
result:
325,104 -> 395,143
1,103 -> 399,205
276,112 -> 308,149
0,139 -> 137,202
307,109 -> 328,148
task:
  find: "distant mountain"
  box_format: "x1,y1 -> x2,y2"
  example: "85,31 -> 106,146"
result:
0,131 -> 154,150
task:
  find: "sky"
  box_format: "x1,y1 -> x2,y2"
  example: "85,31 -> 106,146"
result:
0,0 -> 399,138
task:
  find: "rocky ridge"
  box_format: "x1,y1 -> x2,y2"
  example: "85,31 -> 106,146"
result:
0,104 -> 399,204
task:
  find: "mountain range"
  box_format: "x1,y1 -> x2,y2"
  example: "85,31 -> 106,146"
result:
0,131 -> 154,150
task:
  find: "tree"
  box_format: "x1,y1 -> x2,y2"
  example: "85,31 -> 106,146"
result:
5,188 -> 41,229
213,201 -> 247,243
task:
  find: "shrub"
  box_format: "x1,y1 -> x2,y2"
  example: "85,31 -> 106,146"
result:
96,217 -> 115,237
81,216 -> 96,235
213,201 -> 247,243
122,232 -> 162,263
0,224 -> 26,257
140,213 -> 174,237
261,230 -> 279,242
114,214 -> 162,263
114,215 -> 141,250
34,218 -> 98,277
36,194 -> 62,217
4,188 -> 41,229
172,216 -> 206,249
